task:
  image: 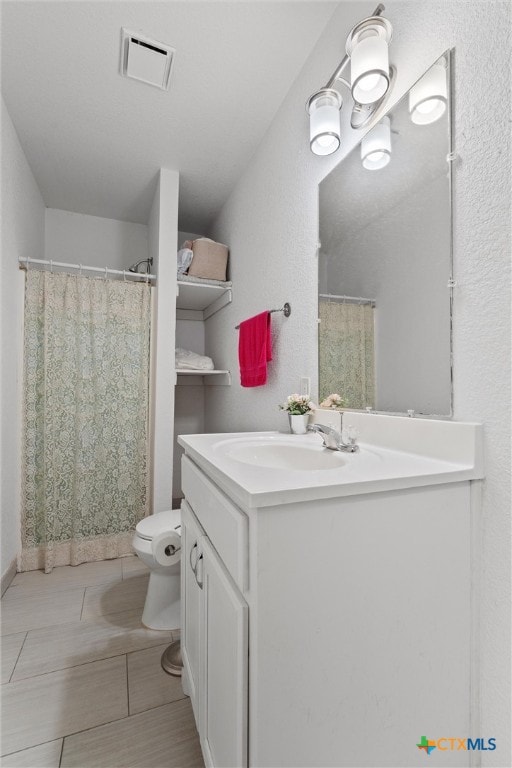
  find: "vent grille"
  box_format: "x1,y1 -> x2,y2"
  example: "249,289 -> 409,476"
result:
120,28 -> 175,91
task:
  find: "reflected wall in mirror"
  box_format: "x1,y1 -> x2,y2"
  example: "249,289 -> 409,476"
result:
318,52 -> 453,416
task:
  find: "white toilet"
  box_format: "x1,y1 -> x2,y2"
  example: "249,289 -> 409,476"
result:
132,509 -> 181,630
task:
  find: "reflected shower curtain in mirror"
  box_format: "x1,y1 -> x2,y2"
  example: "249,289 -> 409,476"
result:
21,271 -> 151,572
319,300 -> 375,410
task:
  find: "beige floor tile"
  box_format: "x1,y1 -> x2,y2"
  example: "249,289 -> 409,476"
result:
0,588 -> 84,636
81,573 -> 149,621
1,633 -> 26,684
0,656 -> 128,756
0,739 -> 63,767
127,643 -> 186,715
121,555 -> 149,578
10,559 -> 123,594
13,610 -> 175,681
61,699 -> 204,768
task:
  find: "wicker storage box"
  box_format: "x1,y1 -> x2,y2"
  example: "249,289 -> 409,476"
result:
188,238 -> 229,281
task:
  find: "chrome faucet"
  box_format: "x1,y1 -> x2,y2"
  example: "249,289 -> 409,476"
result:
307,423 -> 359,453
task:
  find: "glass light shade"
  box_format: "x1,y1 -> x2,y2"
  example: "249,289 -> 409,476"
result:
351,35 -> 389,105
308,89 -> 342,156
409,62 -> 447,125
361,116 -> 391,170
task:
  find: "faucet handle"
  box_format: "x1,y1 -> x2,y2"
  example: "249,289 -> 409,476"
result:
342,425 -> 359,445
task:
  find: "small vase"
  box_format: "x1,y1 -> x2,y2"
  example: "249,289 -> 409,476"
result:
288,413 -> 309,435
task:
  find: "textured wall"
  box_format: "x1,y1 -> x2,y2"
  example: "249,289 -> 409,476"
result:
45,209 -> 148,271
1,98 -> 45,578
206,1 -> 511,762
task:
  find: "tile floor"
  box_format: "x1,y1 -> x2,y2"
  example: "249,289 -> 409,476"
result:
1,557 -> 204,767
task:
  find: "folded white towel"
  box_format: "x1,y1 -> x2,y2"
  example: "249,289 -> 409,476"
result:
175,348 -> 215,371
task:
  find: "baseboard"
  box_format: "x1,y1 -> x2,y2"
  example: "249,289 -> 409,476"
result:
1,557 -> 17,596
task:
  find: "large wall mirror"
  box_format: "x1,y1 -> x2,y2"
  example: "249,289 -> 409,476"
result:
318,51 -> 453,416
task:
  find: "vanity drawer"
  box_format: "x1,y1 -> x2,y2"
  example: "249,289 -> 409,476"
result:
182,455 -> 248,591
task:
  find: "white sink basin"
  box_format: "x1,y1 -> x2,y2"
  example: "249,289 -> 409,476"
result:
214,436 -> 346,470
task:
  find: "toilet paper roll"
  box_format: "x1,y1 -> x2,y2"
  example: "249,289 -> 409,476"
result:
152,531 -> 182,567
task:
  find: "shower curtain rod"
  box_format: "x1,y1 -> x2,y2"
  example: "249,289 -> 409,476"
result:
18,257 -> 156,282
319,293 -> 375,306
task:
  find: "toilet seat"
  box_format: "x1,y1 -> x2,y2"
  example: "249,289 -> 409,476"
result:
135,509 -> 181,541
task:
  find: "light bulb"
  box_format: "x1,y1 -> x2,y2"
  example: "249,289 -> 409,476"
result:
317,135 -> 336,147
409,62 -> 447,125
361,116 -> 391,170
357,73 -> 381,92
348,21 -> 392,106
307,89 -> 342,156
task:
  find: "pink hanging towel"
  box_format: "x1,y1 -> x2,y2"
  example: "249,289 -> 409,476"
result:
238,311 -> 272,387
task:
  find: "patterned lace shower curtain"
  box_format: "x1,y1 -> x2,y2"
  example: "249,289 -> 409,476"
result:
21,270 -> 151,572
319,299 -> 375,410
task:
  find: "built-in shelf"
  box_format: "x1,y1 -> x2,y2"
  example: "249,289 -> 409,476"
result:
175,280 -> 232,387
176,280 -> 232,320
175,369 -> 231,386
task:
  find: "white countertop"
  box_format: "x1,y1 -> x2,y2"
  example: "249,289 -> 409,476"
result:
178,422 -> 484,509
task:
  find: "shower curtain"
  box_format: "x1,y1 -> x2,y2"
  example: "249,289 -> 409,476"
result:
319,299 -> 375,410
21,270 -> 151,572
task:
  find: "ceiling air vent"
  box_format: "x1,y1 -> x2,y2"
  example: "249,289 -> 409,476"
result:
120,28 -> 175,91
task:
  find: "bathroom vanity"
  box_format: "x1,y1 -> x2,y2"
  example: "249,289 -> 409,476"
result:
178,414 -> 483,768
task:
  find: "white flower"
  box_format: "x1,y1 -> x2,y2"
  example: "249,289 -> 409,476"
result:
279,394 -> 316,415
320,393 -> 347,409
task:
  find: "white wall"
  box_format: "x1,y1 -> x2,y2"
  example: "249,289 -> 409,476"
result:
45,208 -> 148,271
173,321 -> 207,500
173,386 -> 204,501
173,229 -> 206,502
148,169 -> 179,513
1,97 -> 45,581
178,230 -> 201,246
206,1 -> 511,762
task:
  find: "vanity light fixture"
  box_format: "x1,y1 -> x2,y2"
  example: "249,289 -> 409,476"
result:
361,116 -> 391,170
307,89 -> 343,156
408,59 -> 447,125
307,3 -> 394,155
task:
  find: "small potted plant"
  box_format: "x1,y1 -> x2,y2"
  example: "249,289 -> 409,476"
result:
279,394 -> 316,434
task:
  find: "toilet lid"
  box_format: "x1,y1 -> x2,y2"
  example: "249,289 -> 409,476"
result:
135,509 -> 181,541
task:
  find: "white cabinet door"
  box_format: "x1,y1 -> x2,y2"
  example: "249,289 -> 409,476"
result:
199,535 -> 248,768
180,500 -> 204,722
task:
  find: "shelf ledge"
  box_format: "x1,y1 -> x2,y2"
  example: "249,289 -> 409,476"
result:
176,280 -> 232,319
175,369 -> 231,386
